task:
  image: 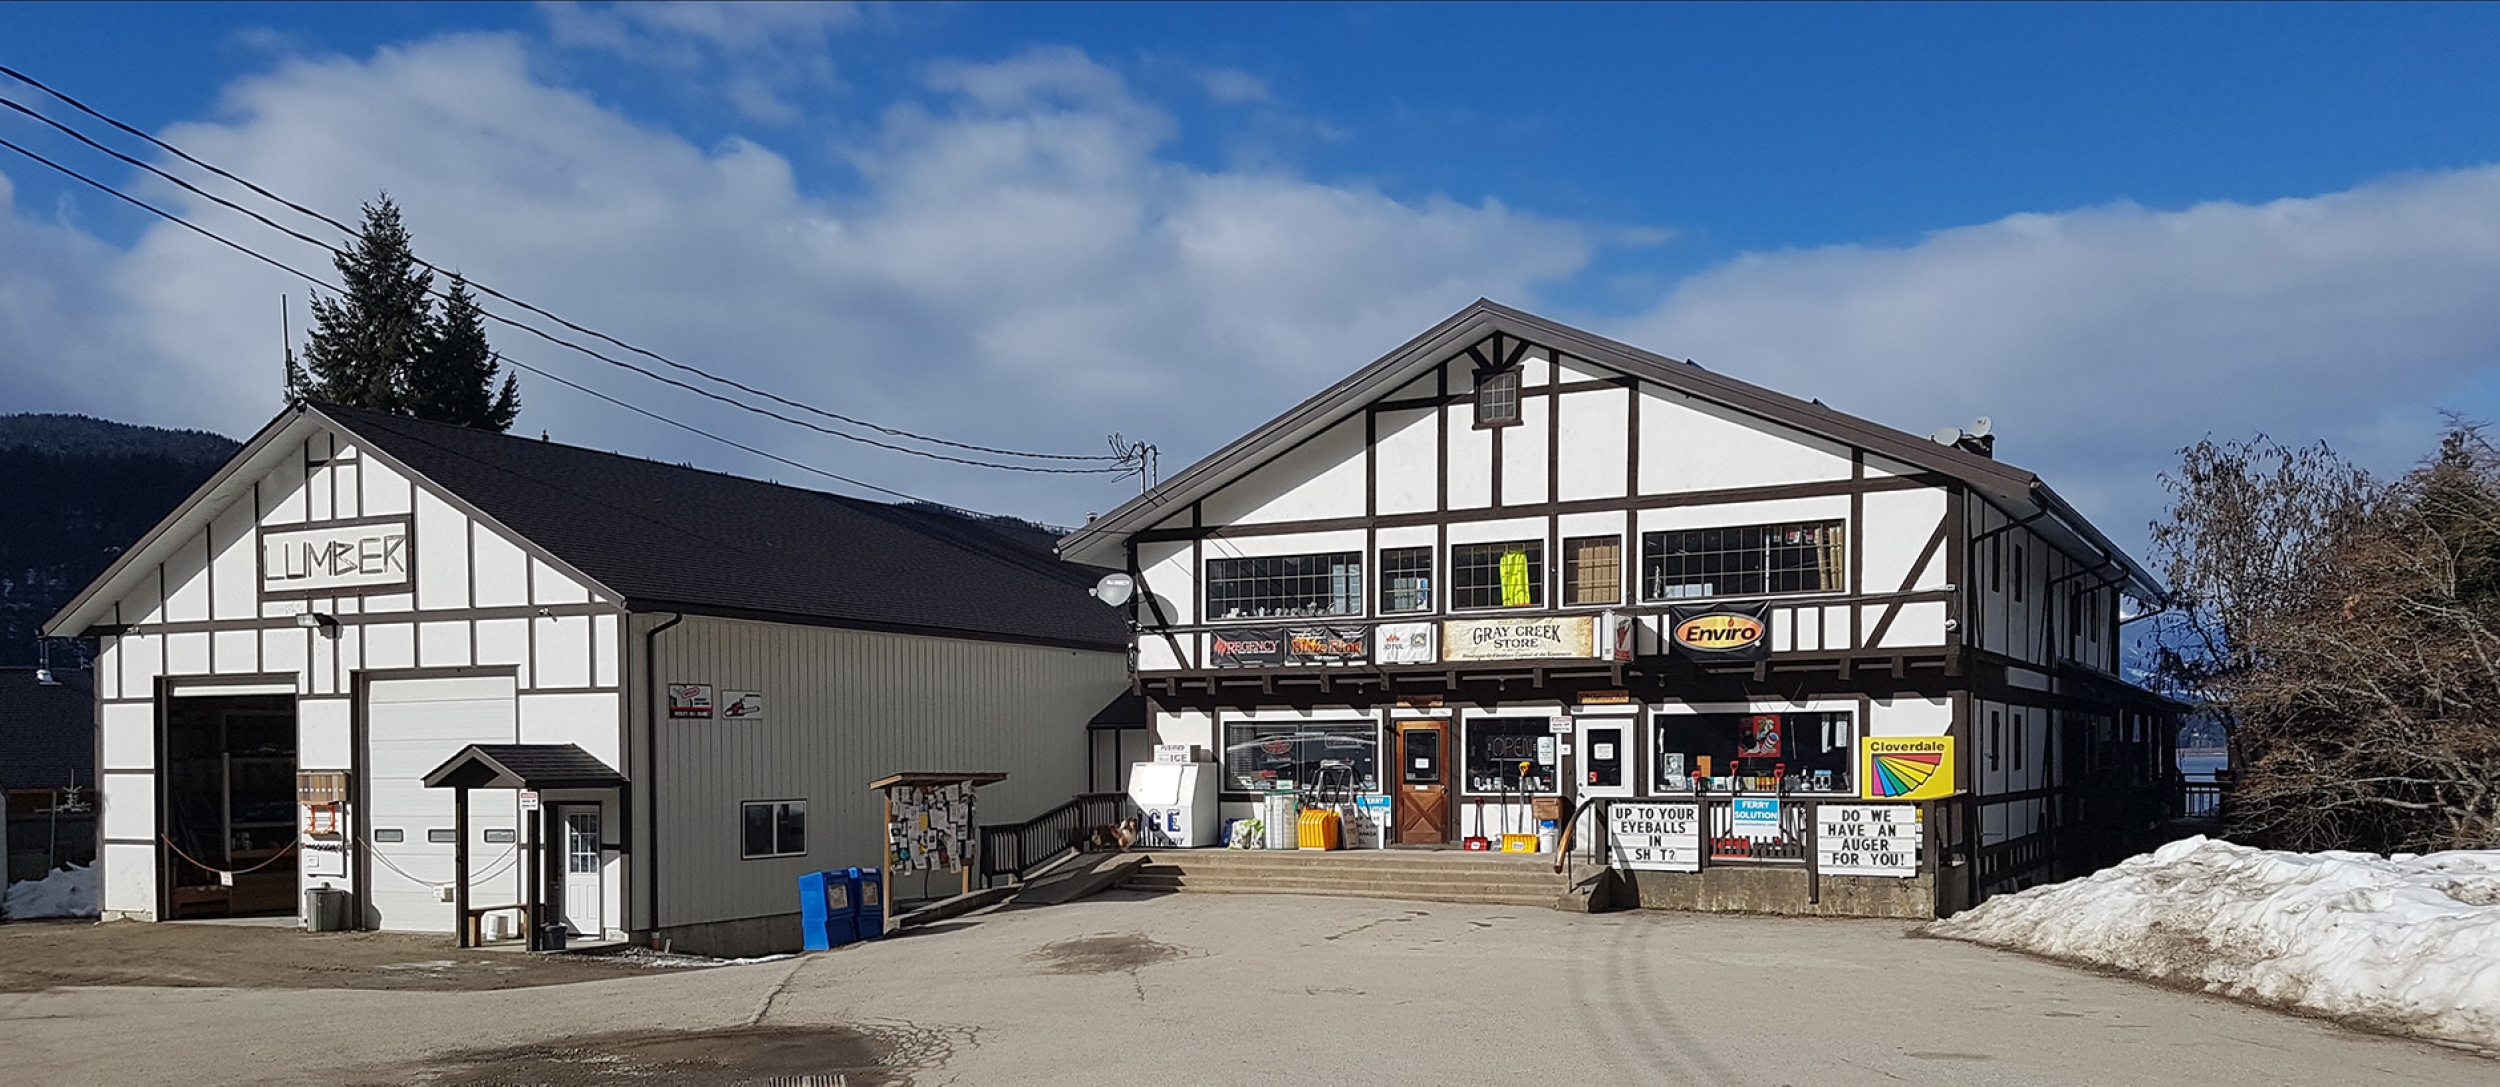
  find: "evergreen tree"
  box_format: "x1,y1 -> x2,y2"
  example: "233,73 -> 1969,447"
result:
285,195 -> 520,431
404,276 -> 520,431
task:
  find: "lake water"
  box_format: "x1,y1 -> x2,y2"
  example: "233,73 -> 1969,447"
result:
2178,752 -> 2229,780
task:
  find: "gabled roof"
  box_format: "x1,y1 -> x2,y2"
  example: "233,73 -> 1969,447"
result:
49,402 -> 1128,652
1058,299 -> 2165,603
423,744 -> 626,791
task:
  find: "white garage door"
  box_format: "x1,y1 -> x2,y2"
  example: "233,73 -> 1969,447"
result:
365,675 -> 521,933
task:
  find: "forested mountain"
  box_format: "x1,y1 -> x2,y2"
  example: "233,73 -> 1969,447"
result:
0,414 -> 236,665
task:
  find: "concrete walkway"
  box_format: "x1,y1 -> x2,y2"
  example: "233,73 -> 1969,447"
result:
5,892 -> 2495,1084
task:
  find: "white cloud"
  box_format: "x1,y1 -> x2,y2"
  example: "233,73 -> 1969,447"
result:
6,36 -> 1587,522
17,28 -> 2500,548
1200,67 -> 1272,105
1614,170 -> 2500,554
539,1 -> 854,123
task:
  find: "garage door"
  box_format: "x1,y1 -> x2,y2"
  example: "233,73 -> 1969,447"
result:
365,675 -> 520,933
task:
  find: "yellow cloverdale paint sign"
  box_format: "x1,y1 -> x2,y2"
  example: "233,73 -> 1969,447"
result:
1860,736 -> 1956,800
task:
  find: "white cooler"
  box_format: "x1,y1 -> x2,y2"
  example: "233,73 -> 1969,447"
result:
1129,761 -> 1218,847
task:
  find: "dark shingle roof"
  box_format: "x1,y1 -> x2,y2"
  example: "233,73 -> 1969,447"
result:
317,403 -> 1126,652
0,667 -> 93,790
423,743 -> 626,790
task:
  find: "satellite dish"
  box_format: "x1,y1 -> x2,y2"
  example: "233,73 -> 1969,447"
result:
1929,427 -> 1963,446
1968,416 -> 1993,438
1091,572 -> 1136,608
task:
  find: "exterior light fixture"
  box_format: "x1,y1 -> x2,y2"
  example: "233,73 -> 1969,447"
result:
296,611 -> 341,636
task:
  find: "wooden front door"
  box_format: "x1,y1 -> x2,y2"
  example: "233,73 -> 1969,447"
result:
1394,722 -> 1452,844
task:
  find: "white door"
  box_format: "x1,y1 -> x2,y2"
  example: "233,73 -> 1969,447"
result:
364,675 -> 518,932
1577,719 -> 1635,798
560,807 -> 604,937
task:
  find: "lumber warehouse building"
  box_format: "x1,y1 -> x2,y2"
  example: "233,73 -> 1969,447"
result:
46,402 -> 1127,955
1058,301 -> 2181,913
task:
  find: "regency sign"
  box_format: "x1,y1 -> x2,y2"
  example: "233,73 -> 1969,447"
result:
1208,625 -> 1369,667
258,516 -> 415,597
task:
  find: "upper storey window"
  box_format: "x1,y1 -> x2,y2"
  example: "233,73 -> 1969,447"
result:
1205,552 -> 1363,620
1474,368 -> 1520,427
1451,540 -> 1544,609
1641,521 -> 1845,600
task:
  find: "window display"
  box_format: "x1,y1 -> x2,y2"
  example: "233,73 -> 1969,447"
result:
1654,710 -> 1853,793
1463,717 -> 1560,795
1222,721 -> 1381,794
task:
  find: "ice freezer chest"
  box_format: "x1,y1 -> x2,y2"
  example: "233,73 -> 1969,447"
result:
1128,760 -> 1218,847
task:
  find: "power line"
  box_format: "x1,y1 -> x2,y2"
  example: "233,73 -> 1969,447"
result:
0,91 -> 1129,476
0,62 -> 1129,465
0,129 -> 950,507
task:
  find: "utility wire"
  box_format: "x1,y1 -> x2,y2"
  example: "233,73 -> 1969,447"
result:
0,63 -> 1127,465
0,94 -> 1127,476
0,130 -> 949,507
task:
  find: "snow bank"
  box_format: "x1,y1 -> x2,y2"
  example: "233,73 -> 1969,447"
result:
3,864 -> 99,920
1928,836 -> 2500,1050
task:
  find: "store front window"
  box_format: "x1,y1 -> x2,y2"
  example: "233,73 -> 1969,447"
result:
1653,710 -> 1853,794
1222,721 -> 1381,794
1461,717 -> 1561,795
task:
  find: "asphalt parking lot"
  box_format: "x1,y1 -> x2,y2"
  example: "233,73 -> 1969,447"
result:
3,892 -> 2494,1085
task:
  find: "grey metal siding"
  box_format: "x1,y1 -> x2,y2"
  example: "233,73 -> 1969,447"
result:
643,614 -> 1126,928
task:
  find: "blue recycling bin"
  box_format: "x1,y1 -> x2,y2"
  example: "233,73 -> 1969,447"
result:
847,866 -> 885,942
799,870 -> 856,951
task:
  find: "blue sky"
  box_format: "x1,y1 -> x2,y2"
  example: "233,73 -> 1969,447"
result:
6,2 -> 2500,550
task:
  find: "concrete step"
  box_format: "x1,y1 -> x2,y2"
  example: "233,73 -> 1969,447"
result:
1121,880 -> 1562,907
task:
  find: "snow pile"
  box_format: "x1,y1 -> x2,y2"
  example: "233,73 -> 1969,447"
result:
3,864 -> 99,920
1929,836 -> 2500,1049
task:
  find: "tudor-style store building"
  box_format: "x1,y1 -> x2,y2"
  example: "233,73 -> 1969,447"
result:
47,402 -> 1127,955
1059,300 -> 2180,903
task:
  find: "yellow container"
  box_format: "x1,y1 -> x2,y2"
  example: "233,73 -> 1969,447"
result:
1297,808 -> 1342,850
1499,833 -> 1539,853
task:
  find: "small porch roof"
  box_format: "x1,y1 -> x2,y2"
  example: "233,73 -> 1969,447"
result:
422,744 -> 627,791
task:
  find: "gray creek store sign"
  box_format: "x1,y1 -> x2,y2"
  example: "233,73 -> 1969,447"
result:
258,516 -> 415,597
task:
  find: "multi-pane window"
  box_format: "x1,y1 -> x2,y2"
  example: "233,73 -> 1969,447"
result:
1652,711 -> 1854,793
1450,540 -> 1543,609
1563,535 -> 1621,606
1221,721 -> 1381,794
741,800 -> 806,859
1640,521 -> 1844,600
1462,718 -> 1559,795
1379,547 -> 1433,613
1474,368 -> 1520,427
1205,552 -> 1363,620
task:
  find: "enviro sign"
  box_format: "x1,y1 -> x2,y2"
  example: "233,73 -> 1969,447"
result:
1667,602 -> 1771,661
1860,736 -> 1956,800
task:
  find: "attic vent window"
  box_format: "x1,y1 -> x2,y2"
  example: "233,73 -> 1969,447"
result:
1474,368 -> 1520,427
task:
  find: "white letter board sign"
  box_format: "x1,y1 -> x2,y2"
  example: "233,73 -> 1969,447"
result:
1606,801 -> 1701,872
1815,803 -> 1921,877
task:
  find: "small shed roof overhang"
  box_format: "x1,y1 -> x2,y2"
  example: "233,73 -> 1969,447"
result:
422,744 -> 627,791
